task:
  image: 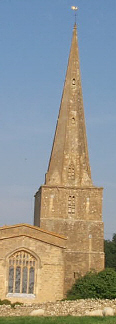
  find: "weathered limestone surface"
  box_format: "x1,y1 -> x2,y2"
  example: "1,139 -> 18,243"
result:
102,307 -> 115,316
86,309 -> 103,316
30,309 -> 45,316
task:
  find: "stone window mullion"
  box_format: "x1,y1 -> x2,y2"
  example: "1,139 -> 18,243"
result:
13,264 -> 16,293
20,266 -> 23,294
27,265 -> 30,294
33,269 -> 36,295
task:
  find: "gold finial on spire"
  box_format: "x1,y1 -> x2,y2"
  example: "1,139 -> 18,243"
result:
71,6 -> 78,24
71,6 -> 78,10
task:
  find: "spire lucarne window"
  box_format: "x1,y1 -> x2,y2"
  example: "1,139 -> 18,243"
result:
8,251 -> 36,295
68,164 -> 75,180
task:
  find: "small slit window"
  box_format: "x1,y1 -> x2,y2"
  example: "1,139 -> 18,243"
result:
72,78 -> 76,85
72,117 -> 75,124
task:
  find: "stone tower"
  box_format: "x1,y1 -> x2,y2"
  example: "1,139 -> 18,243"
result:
34,24 -> 104,292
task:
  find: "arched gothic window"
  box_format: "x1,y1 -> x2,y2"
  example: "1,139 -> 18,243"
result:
8,251 -> 36,294
68,195 -> 75,215
68,164 -> 75,180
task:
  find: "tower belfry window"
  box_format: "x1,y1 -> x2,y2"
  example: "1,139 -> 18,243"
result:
68,195 -> 75,215
68,164 -> 75,180
8,251 -> 36,295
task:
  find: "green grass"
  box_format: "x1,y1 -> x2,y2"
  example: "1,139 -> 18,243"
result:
0,317 -> 116,324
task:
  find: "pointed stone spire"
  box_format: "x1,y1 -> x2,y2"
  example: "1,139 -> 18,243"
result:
45,24 -> 93,187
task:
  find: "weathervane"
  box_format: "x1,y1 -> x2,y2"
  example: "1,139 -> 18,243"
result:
71,6 -> 78,24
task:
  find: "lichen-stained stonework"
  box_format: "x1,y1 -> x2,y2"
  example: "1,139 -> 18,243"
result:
34,24 -> 104,293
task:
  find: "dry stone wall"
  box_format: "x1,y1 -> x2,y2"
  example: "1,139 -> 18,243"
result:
1,299 -> 116,317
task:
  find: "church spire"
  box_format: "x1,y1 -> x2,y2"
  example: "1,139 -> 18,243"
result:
34,21 -> 104,294
45,23 -> 93,187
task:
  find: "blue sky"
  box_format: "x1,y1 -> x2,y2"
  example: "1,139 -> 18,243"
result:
0,0 -> 116,239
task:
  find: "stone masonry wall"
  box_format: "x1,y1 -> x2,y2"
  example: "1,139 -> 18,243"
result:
38,186 -> 104,293
1,299 -> 116,317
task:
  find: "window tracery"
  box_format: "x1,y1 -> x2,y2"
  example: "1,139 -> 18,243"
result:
8,251 -> 36,294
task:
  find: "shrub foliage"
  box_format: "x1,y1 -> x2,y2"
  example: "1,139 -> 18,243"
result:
66,268 -> 116,300
0,299 -> 22,308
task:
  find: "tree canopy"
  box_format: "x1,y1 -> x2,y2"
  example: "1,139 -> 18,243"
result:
105,233 -> 116,270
